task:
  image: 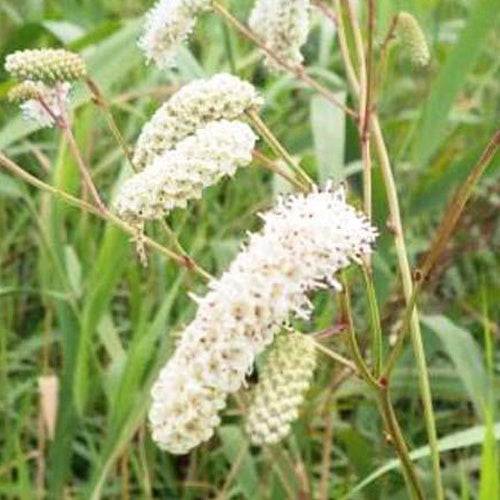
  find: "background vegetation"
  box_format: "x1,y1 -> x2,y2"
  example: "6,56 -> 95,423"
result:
0,0 -> 499,498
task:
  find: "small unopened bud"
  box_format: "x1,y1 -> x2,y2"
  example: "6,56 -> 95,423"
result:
7,81 -> 45,103
5,48 -> 87,84
396,12 -> 430,68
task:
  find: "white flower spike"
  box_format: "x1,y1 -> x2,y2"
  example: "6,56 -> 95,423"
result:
133,73 -> 262,170
149,185 -> 378,454
249,0 -> 311,71
114,120 -> 257,222
139,0 -> 212,68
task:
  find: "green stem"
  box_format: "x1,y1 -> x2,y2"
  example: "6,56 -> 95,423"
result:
212,0 -> 357,119
371,117 -> 444,500
339,274 -> 381,389
310,339 -> 357,373
246,110 -> 315,188
379,387 -> 425,499
252,150 -> 309,192
0,151 -> 211,280
362,266 -> 383,376
85,77 -> 135,170
384,129 -> 500,376
419,129 -> 500,278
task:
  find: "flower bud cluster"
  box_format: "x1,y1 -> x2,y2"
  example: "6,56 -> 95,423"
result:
249,0 -> 311,71
397,12 -> 430,68
14,82 -> 71,128
133,73 -> 262,170
114,120 -> 257,221
245,331 -> 317,445
5,49 -> 86,84
7,81 -> 45,104
149,186 -> 377,454
139,0 -> 212,68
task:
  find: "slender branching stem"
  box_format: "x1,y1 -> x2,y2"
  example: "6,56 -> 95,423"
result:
159,221 -> 214,281
378,386 -> 425,499
383,281 -> 422,375
329,5 -> 442,494
361,265 -> 383,376
61,124 -> 107,213
332,0 -> 360,95
343,0 -> 372,219
339,273 -> 381,389
53,85 -> 107,213
85,77 -> 135,170
371,116 -> 444,499
246,109 -> 315,188
384,129 -> 500,375
331,3 -> 443,495
252,150 -> 309,192
419,129 -> 500,278
212,1 -> 358,119
0,151 -> 212,280
310,339 -> 358,373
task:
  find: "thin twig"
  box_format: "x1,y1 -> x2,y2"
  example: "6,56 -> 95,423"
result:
318,410 -> 333,500
213,1 -> 357,119
378,386 -> 425,499
311,338 -> 357,373
339,274 -> 382,389
247,109 -> 315,188
0,151 -> 211,280
344,0 -> 372,219
371,116 -> 444,499
419,130 -> 500,278
85,77 -> 135,170
383,129 -> 500,374
332,4 -> 443,494
253,150 -> 309,191
61,124 -> 107,213
332,0 -> 360,95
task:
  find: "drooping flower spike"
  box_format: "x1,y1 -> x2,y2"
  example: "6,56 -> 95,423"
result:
249,0 -> 311,71
245,331 -> 317,445
5,49 -> 86,84
139,0 -> 212,68
133,73 -> 262,171
115,120 -> 257,222
149,185 -> 378,454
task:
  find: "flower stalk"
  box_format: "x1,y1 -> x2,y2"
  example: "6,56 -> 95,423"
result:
0,150 -> 212,280
212,1 -> 357,119
246,109 -> 314,189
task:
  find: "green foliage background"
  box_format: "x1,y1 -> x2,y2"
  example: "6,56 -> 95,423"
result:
0,0 -> 499,498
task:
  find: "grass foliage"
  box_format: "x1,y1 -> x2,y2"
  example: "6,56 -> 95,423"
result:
0,0 -> 499,498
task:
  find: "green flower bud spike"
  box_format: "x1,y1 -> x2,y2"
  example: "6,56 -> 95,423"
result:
7,81 -> 45,104
5,48 -> 87,84
396,12 -> 430,68
245,331 -> 317,446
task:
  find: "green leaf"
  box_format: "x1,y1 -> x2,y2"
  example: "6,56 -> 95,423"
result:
422,314 -> 488,418
64,245 -> 82,298
479,410 -> 500,500
218,425 -> 259,500
412,0 -> 500,167
0,172 -> 24,198
345,423 -> 500,498
310,93 -> 346,184
73,225 -> 128,415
